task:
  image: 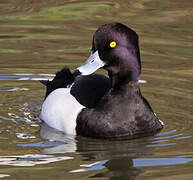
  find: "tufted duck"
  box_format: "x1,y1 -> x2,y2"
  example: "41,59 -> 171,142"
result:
40,22 -> 163,138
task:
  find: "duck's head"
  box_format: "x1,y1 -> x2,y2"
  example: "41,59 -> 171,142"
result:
75,22 -> 141,85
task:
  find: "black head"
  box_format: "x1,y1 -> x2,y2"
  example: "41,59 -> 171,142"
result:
92,22 -> 141,82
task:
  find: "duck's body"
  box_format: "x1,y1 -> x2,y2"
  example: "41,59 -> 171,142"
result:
40,22 -> 163,138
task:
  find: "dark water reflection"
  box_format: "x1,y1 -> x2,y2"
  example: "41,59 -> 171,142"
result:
39,123 -> 193,179
40,123 -> 154,179
0,0 -> 193,179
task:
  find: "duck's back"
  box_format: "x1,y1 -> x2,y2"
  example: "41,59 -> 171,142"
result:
71,74 -> 111,108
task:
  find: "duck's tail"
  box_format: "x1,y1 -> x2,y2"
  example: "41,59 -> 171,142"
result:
40,67 -> 75,99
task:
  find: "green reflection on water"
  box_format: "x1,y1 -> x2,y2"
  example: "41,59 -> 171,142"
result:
0,24 -> 62,29
0,1 -> 119,21
0,49 -> 24,53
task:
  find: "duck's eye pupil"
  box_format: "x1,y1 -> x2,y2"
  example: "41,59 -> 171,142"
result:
110,41 -> 116,48
91,60 -> 94,63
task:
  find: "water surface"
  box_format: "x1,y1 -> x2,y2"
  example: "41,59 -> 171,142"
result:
0,0 -> 193,179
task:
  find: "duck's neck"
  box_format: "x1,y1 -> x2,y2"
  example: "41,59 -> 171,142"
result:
108,71 -> 139,89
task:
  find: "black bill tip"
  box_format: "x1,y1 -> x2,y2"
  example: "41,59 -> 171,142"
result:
73,69 -> 81,77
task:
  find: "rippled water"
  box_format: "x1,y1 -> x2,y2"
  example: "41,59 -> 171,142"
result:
0,0 -> 193,179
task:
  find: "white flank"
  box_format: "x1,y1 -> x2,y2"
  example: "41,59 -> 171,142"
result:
40,88 -> 84,135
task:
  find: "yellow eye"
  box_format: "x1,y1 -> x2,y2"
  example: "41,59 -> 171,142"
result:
109,41 -> 117,48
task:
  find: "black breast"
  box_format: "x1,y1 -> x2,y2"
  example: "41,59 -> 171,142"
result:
76,82 -> 163,139
70,74 -> 111,108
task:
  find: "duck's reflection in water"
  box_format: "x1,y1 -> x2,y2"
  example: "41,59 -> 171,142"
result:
40,122 -> 77,154
41,122 -> 155,179
91,158 -> 144,180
